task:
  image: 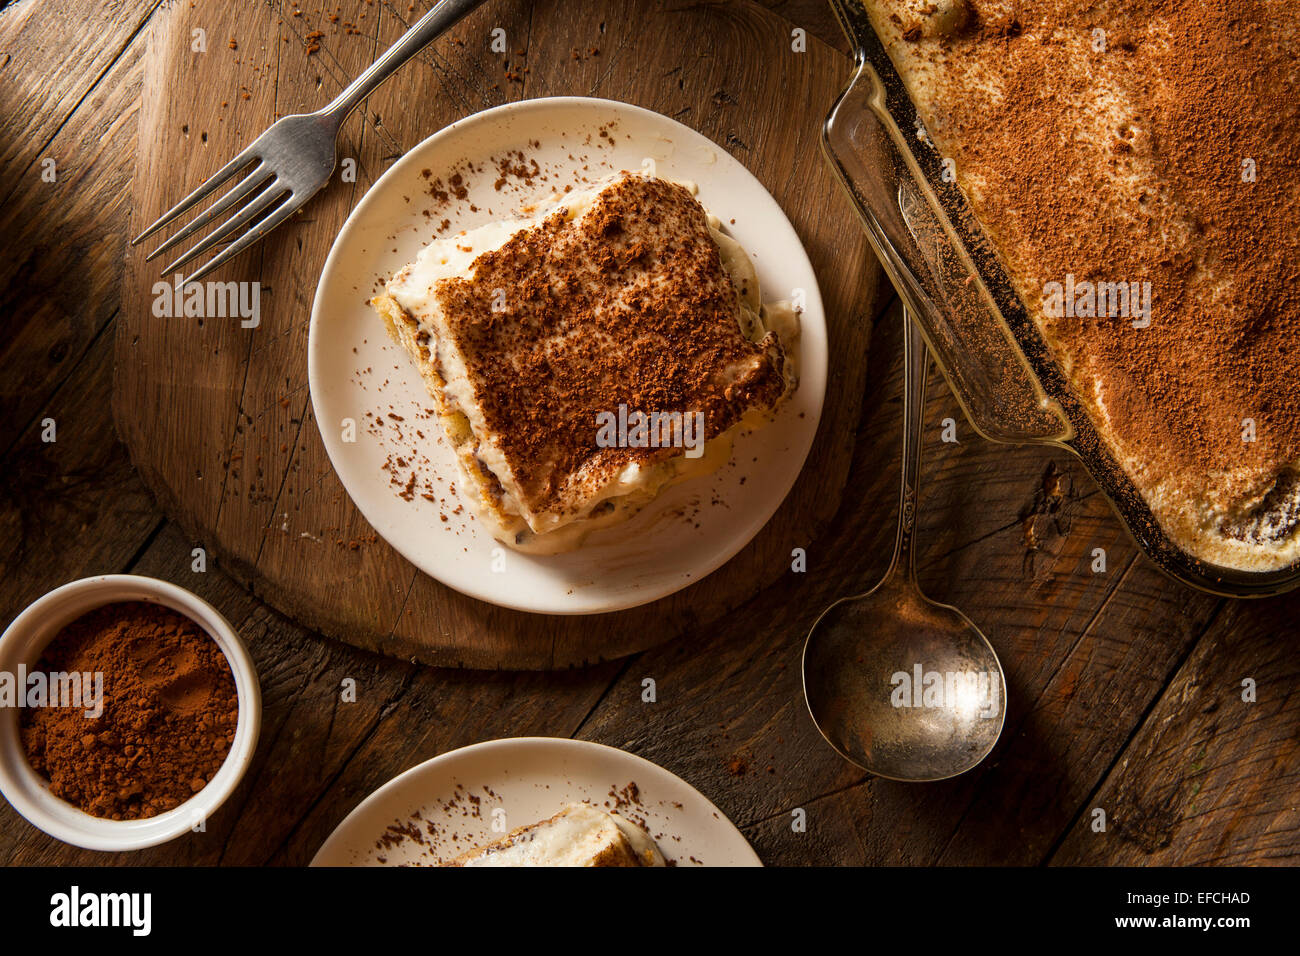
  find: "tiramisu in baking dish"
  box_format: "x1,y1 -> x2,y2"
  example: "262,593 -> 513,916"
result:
372,170 -> 798,553
445,803 -> 665,867
860,0 -> 1300,572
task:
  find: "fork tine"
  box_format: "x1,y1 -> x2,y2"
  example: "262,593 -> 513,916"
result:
181,199 -> 303,286
130,146 -> 259,247
159,182 -> 289,276
145,164 -> 274,263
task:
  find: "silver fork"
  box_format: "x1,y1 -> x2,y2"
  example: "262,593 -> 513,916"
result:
132,0 -> 486,284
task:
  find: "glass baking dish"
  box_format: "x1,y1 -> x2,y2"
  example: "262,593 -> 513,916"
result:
821,0 -> 1300,598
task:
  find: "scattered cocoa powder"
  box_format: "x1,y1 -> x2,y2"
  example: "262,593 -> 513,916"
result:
20,602 -> 239,821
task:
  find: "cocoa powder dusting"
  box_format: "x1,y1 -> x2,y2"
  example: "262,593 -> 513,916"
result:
435,174 -> 787,515
871,0 -> 1300,559
21,602 -> 239,820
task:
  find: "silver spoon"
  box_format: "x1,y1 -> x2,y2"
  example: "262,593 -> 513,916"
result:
802,307 -> 1006,781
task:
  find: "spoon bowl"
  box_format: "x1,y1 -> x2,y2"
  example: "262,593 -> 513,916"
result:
803,309 -> 1006,781
804,578 -> 1006,781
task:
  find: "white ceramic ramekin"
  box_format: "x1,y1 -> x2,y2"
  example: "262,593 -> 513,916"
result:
0,574 -> 261,851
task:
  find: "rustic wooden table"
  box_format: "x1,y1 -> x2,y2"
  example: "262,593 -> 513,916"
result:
1,0 -> 1296,867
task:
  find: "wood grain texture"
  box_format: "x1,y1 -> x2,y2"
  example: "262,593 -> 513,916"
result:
0,0 -> 157,208
0,5 -> 164,622
1051,595 -> 1300,866
0,320 -> 161,627
114,0 -> 881,668
0,2 -> 154,453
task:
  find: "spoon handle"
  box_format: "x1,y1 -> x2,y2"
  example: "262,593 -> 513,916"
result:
890,306 -> 930,583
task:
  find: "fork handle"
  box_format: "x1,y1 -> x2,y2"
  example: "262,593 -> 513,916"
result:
319,0 -> 487,126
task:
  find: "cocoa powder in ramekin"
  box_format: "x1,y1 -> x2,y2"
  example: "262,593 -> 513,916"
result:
20,601 -> 239,820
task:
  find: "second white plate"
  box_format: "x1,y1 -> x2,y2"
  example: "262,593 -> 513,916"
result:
309,97 -> 827,614
310,737 -> 761,867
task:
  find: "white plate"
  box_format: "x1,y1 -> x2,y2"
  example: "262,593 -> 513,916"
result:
310,737 -> 761,867
309,97 -> 827,614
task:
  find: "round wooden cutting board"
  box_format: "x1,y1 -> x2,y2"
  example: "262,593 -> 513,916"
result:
114,0 -> 879,668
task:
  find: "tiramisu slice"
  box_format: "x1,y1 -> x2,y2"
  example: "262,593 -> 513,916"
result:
373,170 -> 797,553
862,0 -> 1300,572
444,803 -> 666,867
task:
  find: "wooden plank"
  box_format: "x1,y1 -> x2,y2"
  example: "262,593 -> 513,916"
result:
1050,596 -> 1300,865
0,13 -> 151,452
114,0 -> 285,544
930,564 -> 1219,864
0,320 -> 160,627
0,0 -> 157,208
